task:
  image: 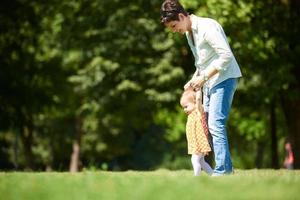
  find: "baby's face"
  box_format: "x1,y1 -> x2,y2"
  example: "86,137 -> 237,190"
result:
181,101 -> 195,115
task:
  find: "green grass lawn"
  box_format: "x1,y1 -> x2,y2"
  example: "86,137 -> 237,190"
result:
0,169 -> 299,200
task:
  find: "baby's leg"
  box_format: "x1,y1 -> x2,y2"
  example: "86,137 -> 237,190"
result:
191,154 -> 202,176
200,156 -> 213,175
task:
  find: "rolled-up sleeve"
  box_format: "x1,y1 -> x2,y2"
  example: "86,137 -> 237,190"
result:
203,26 -> 233,72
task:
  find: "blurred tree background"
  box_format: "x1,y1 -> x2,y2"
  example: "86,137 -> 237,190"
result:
0,0 -> 299,171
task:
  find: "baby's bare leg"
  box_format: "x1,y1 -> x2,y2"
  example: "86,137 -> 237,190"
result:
191,154 -> 202,176
200,156 -> 213,175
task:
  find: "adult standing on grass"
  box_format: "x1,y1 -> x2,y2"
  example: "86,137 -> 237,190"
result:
160,0 -> 242,176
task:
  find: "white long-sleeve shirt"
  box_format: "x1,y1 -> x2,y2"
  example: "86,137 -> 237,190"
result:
185,14 -> 242,89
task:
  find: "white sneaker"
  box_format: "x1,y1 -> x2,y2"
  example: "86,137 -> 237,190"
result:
211,173 -> 224,177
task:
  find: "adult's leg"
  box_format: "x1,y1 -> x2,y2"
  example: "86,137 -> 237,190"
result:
204,78 -> 237,175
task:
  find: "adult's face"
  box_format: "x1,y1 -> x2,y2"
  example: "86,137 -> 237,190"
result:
165,13 -> 189,34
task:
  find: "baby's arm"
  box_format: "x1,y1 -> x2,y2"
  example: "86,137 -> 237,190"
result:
195,90 -> 204,114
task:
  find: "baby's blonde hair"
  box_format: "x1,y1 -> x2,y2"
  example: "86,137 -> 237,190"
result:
180,88 -> 196,107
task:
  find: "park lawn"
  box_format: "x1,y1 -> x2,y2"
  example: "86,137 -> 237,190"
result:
0,169 -> 299,200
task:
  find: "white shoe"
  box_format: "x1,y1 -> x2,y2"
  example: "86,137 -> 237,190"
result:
211,173 -> 224,177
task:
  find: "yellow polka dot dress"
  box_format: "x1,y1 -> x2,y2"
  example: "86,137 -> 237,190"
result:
186,110 -> 211,155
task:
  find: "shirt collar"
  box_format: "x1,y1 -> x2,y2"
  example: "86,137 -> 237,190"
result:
190,14 -> 197,31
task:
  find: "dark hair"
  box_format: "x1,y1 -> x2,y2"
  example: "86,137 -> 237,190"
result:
160,0 -> 188,23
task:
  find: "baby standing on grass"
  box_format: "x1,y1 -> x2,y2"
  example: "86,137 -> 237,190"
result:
180,88 -> 213,176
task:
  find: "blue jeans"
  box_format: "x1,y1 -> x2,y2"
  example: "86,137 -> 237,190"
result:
203,78 -> 237,174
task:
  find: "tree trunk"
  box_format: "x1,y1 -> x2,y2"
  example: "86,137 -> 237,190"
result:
69,117 -> 83,172
270,99 -> 279,169
20,124 -> 34,170
13,131 -> 19,169
255,141 -> 265,168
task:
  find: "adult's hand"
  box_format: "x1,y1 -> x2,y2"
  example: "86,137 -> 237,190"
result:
189,75 -> 205,91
